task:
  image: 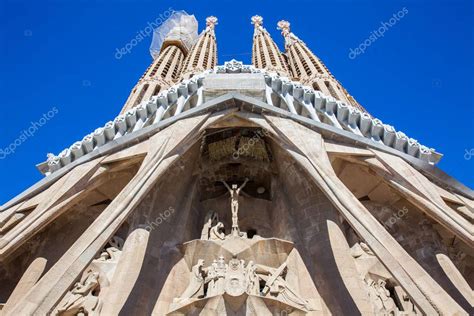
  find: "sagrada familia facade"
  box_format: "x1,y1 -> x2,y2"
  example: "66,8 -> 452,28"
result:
0,13 -> 472,316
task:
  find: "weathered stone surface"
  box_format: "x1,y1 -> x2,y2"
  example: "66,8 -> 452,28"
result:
203,74 -> 266,102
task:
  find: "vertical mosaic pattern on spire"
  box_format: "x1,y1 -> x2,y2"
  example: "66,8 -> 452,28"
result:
180,16 -> 218,79
277,20 -> 367,113
251,15 -> 290,77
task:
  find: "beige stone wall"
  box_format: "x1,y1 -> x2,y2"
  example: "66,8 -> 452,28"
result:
0,110 -> 471,315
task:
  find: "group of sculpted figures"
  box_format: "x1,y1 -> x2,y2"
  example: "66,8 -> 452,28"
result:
55,270 -> 101,316
174,256 -> 313,311
54,236 -> 124,316
351,242 -> 419,315
201,179 -> 250,241
364,277 -> 418,315
177,179 -> 314,311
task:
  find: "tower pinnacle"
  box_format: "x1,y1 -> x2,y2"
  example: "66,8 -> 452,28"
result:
180,16 -> 218,79
251,15 -> 290,77
277,20 -> 367,112
206,16 -> 218,30
276,20 -> 290,36
251,15 -> 263,28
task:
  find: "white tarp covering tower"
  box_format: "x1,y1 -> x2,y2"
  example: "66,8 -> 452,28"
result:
150,10 -> 198,59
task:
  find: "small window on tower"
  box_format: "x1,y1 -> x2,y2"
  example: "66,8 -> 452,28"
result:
152,85 -> 161,97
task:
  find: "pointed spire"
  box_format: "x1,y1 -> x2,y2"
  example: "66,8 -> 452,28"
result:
277,20 -> 367,113
251,15 -> 290,77
181,16 -> 218,79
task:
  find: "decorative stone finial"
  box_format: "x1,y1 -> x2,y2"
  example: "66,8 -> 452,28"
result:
206,16 -> 218,30
277,20 -> 291,36
251,15 -> 263,27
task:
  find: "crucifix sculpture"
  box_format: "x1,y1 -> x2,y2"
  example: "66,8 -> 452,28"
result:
221,178 -> 249,237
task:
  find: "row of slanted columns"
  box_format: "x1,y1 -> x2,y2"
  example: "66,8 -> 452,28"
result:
4,114 -> 210,315
121,16 -> 218,114
1,113 -> 471,314
250,16 -> 367,113
262,116 -> 470,315
1,228 -> 150,315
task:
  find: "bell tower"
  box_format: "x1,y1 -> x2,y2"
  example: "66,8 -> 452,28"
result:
180,16 -> 218,79
120,20 -> 192,114
277,20 -> 366,112
251,15 -> 290,77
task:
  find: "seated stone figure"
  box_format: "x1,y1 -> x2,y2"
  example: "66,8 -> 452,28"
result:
209,222 -> 226,241
56,270 -> 102,316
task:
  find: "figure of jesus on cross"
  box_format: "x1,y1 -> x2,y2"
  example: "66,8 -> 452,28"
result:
221,178 -> 249,237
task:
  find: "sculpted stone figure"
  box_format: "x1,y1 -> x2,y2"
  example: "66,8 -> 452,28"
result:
56,270 -> 102,316
394,285 -> 419,314
365,277 -> 398,315
221,178 -> 249,237
246,261 -> 259,295
97,236 -> 124,262
375,280 -> 397,314
205,260 -> 219,296
209,222 -> 226,241
174,259 -> 206,303
170,255 -> 317,312
256,262 -> 313,311
201,211 -> 219,240
225,258 -> 247,296
214,256 -> 227,295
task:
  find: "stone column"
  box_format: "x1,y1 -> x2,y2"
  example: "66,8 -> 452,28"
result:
2,257 -> 47,314
101,227 -> 150,315
436,253 -> 474,308
262,115 -> 464,315
327,220 -> 373,314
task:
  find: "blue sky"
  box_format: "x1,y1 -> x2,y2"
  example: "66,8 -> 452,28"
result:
0,0 -> 473,204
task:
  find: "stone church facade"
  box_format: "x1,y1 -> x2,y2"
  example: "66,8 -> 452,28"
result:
0,14 -> 472,315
